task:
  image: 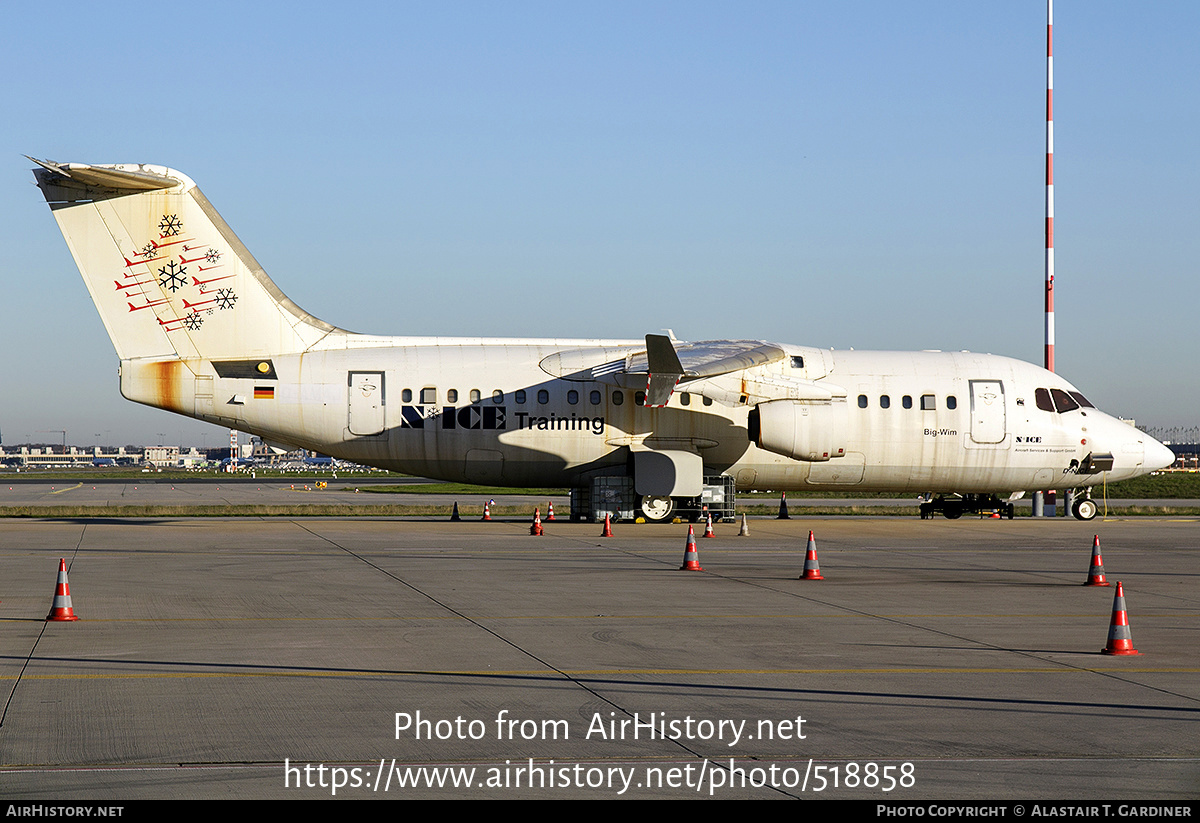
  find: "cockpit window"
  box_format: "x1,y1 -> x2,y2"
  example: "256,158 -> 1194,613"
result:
1034,388 -> 1055,412
1050,388 -> 1079,413
1068,391 -> 1094,409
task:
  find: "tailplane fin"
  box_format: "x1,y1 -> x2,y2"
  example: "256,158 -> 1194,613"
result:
31,159 -> 343,362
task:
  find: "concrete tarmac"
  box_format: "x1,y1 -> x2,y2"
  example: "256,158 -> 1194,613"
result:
0,512 -> 1197,799
0,478 -> 565,510
2,479 -> 1192,512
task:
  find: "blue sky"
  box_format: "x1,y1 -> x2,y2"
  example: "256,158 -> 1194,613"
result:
2,1 -> 1196,446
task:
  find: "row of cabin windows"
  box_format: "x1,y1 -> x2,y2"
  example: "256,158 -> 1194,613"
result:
399,388 -> 715,407
857,394 -> 957,411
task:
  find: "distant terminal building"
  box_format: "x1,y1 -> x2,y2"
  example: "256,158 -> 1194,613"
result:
1167,444 -> 1199,471
1140,425 -> 1200,471
0,445 -> 206,469
0,446 -> 131,468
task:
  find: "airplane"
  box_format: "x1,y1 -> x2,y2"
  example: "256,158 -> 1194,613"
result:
29,158 -> 1175,522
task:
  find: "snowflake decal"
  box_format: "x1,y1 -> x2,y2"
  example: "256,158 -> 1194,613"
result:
205,249 -> 222,263
182,312 -> 203,331
140,242 -> 158,259
159,214 -> 183,237
215,288 -> 238,310
158,260 -> 188,292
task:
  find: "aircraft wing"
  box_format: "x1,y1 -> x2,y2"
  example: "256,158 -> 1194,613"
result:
540,336 -> 837,406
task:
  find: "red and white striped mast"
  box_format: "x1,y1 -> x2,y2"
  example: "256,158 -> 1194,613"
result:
1034,0 -> 1057,518
1044,0 -> 1055,372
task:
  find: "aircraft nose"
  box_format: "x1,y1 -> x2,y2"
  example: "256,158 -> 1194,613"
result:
1146,438 -> 1176,471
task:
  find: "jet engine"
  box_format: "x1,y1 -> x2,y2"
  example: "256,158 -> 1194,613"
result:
748,400 -> 846,462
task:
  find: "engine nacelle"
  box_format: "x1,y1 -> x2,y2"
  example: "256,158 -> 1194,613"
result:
748,400 -> 846,462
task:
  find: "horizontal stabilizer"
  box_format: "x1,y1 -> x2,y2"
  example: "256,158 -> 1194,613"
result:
29,158 -> 182,204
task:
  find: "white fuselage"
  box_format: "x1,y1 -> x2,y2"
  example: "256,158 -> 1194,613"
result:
119,338 -> 1167,496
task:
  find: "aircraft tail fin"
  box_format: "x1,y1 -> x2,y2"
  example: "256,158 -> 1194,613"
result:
31,159 -> 343,363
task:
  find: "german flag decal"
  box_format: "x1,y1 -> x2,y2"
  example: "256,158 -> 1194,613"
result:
254,386 -> 274,400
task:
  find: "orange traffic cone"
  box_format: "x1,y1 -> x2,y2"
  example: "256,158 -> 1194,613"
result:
1084,535 -> 1110,586
481,500 -> 492,521
46,558 -> 80,622
530,508 -> 544,536
600,513 -> 613,537
800,531 -> 824,580
679,525 -> 704,571
777,492 -> 790,520
1100,581 -> 1140,655
701,513 -> 716,538
738,514 -> 749,536
547,501 -> 556,521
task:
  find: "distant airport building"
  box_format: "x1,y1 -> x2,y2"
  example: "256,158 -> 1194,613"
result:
0,445 -> 206,469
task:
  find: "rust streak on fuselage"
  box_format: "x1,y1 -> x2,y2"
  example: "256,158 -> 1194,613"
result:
152,359 -> 183,413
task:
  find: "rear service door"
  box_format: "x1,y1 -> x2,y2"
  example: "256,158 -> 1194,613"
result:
348,372 -> 386,436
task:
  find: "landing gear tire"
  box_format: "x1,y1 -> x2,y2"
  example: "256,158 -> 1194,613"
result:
943,503 -> 963,520
640,495 -> 675,522
1072,498 -> 1097,521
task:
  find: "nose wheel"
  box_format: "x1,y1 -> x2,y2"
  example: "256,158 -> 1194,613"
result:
1072,497 -> 1098,521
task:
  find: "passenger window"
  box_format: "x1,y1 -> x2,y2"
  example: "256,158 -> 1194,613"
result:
702,396 -> 712,406
921,394 -> 935,411
590,390 -> 601,405
402,388 -> 412,403
858,395 -> 868,408
492,390 -> 504,404
421,387 -> 436,405
470,389 -> 481,404
567,390 -> 579,405
902,395 -> 913,409
790,356 -> 804,368
946,396 -> 957,410
1034,388 -> 1055,412
880,395 -> 890,409
680,393 -> 690,406
447,389 -> 458,403
537,389 -> 549,404
635,391 -> 646,406
515,390 -> 527,404
612,391 -> 624,406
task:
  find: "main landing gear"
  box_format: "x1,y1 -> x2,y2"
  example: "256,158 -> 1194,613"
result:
639,495 -> 675,522
919,494 -> 1015,520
